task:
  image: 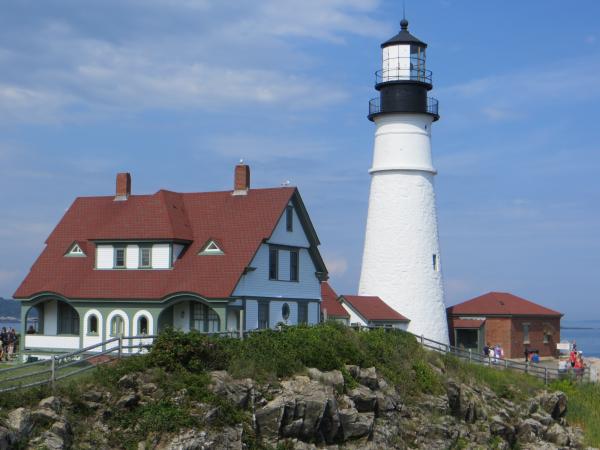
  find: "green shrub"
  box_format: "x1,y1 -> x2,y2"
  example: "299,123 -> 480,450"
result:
148,328 -> 229,372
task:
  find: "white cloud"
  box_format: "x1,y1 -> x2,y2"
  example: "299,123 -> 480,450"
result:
324,256 -> 348,276
0,1 -> 382,124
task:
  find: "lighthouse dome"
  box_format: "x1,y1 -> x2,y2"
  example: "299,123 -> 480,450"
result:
381,19 -> 427,48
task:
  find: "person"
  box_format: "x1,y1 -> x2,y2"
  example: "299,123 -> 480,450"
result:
483,342 -> 490,357
574,353 -> 584,382
26,325 -> 36,335
524,347 -> 530,363
569,348 -> 577,369
0,327 -> 8,362
492,344 -> 500,364
7,328 -> 16,360
531,351 -> 540,363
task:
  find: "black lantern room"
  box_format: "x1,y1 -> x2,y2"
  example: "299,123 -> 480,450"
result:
368,19 -> 439,121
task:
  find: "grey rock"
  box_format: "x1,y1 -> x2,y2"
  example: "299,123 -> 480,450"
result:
490,415 -> 516,445
531,411 -> 553,426
116,393 -> 140,409
0,426 -> 16,450
209,371 -> 254,409
117,373 -> 139,390
307,368 -> 344,390
7,407 -> 33,437
28,431 -> 65,450
357,367 -> 379,390
82,390 -> 103,403
255,396 -> 286,438
31,407 -> 60,426
141,382 -> 158,395
39,396 -> 61,412
348,385 -> 377,413
447,381 -> 486,423
51,420 -> 73,448
538,391 -> 568,420
517,418 -> 545,443
338,408 -> 374,440
544,423 -> 570,446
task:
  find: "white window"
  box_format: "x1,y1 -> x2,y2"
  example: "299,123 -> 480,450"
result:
66,243 -> 86,257
523,323 -> 530,344
138,316 -> 149,335
114,247 -> 126,268
139,246 -> 152,268
199,240 -> 224,256
111,316 -> 125,336
433,254 -> 439,271
88,315 -> 99,335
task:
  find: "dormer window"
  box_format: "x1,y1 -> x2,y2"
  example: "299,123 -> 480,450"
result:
199,240 -> 224,256
66,242 -> 86,257
139,246 -> 152,268
286,205 -> 293,232
114,247 -> 126,268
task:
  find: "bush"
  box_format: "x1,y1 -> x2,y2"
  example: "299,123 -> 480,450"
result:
148,328 -> 229,372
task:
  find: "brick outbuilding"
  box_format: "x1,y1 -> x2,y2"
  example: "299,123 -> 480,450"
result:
447,292 -> 563,359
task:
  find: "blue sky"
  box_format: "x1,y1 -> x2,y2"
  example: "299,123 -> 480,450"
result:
1,0 -> 599,320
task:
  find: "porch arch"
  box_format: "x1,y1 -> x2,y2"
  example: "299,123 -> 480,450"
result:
106,309 -> 130,339
23,296 -> 80,336
133,310 -> 153,336
157,296 -> 224,333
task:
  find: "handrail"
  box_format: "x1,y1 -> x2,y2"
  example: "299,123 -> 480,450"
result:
368,96 -> 439,117
376,56 -> 432,85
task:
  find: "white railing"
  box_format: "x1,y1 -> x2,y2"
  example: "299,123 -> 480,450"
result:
2,325 -> 591,393
351,325 -> 591,385
0,335 -> 157,393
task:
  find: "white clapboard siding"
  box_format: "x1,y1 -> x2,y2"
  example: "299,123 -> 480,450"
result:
308,302 -> 319,325
126,245 -> 139,269
96,245 -> 113,269
152,244 -> 171,269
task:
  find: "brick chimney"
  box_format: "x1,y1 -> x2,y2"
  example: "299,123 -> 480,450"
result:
233,163 -> 250,196
115,172 -> 131,201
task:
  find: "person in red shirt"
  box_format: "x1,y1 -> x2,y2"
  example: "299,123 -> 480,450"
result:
570,349 -> 577,368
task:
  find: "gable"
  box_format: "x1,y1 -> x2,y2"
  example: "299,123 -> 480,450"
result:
267,203 -> 310,248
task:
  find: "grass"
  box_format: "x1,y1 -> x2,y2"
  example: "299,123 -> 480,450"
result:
549,379 -> 600,446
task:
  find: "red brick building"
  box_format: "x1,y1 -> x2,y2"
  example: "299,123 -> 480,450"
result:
447,292 -> 563,358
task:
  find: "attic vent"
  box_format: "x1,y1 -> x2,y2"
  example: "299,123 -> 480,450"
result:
65,242 -> 86,257
199,240 -> 224,256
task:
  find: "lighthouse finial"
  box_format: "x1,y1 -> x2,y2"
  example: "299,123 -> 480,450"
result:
400,1 -> 408,30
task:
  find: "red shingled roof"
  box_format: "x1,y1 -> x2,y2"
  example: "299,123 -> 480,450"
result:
451,319 -> 485,329
447,292 -> 562,317
340,295 -> 409,322
14,186 -> 317,300
320,282 -> 350,318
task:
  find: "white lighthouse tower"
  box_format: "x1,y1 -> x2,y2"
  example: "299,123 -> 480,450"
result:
358,18 -> 449,344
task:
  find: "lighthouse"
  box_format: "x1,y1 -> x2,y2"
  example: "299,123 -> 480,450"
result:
358,18 -> 449,344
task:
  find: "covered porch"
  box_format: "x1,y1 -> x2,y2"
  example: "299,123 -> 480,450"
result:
21,296 -> 81,354
157,296 -> 241,335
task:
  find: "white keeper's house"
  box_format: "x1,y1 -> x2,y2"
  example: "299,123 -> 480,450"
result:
13,164 -> 327,358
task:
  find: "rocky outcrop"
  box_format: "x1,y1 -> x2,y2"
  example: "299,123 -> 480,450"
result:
0,367 -> 591,449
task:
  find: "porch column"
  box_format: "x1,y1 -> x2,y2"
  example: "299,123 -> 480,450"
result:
211,306 -> 227,332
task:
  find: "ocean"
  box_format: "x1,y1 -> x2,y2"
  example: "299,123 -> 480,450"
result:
561,319 -> 600,358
